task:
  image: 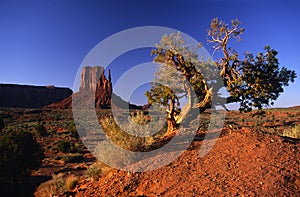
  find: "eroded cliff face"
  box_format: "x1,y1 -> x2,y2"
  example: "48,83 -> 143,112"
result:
48,66 -> 114,109
47,66 -> 144,109
80,66 -> 110,92
0,84 -> 72,108
95,68 -> 113,108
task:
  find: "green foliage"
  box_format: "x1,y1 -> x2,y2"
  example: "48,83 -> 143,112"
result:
207,18 -> 296,112
232,46 -> 297,112
33,121 -> 47,137
100,115 -> 158,151
73,142 -> 84,153
57,140 -> 71,153
147,32 -> 213,109
85,162 -> 113,181
97,115 -> 163,167
52,173 -> 65,192
67,121 -> 79,139
147,17 -> 296,123
0,130 -> 43,184
61,153 -> 83,163
86,163 -> 102,181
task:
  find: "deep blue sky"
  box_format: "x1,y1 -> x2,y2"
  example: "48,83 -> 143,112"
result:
0,0 -> 299,107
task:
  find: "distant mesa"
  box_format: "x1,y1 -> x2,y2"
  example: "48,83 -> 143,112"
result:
0,84 -> 72,108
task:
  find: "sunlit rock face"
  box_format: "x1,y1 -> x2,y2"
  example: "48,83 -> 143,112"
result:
47,66 -> 114,109
47,66 -> 146,110
79,66 -> 112,93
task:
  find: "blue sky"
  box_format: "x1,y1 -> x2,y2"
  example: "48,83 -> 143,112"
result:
0,0 -> 299,107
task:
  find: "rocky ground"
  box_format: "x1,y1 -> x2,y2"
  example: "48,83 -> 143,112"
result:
73,128 -> 300,196
1,107 -> 300,196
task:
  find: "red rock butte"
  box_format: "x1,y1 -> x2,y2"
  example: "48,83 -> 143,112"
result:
47,66 -> 146,110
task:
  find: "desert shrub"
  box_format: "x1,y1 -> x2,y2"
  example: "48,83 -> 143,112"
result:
86,162 -> 113,181
100,116 -> 143,151
35,180 -> 57,197
86,163 -> 102,181
100,115 -> 164,151
73,142 -> 84,153
54,113 -> 61,121
282,124 -> 300,139
57,140 -> 71,153
33,122 -> 47,137
65,174 -> 78,191
130,110 -> 151,125
0,119 -> 4,131
67,121 -> 79,139
35,173 -> 64,197
0,130 -> 43,184
98,114 -> 167,167
61,153 -> 83,163
6,125 -> 14,132
97,140 -> 140,168
52,173 -> 65,192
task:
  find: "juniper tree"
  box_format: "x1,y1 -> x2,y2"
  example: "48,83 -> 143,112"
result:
145,18 -> 296,134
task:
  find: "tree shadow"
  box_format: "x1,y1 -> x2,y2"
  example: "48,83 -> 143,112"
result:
0,175 -> 51,197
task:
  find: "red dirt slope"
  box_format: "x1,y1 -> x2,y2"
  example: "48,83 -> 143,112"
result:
73,128 -> 300,196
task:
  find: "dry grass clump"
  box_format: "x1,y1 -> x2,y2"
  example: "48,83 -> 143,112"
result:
282,124 -> 300,139
100,113 -> 164,151
86,162 -> 102,181
65,174 -> 78,191
35,173 -> 64,197
86,162 -> 113,181
35,173 -> 78,196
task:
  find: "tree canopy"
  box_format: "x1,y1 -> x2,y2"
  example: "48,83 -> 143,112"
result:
146,18 -> 296,133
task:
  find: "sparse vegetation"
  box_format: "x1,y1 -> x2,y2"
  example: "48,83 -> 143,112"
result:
86,163 -> 102,181
0,119 -> 4,131
52,173 -> 65,192
57,140 -> 71,153
61,153 -> 84,163
67,121 -> 79,139
0,129 -> 43,184
32,121 -> 47,137
35,173 -> 66,196
99,114 -> 162,152
0,105 -> 299,196
96,113 -> 166,167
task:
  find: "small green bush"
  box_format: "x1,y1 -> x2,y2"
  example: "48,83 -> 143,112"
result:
61,153 -> 83,163
100,115 -> 162,151
98,114 -> 166,167
57,140 -> 71,153
86,163 -> 102,181
0,130 -> 43,184
67,122 -> 79,139
33,122 -> 47,137
73,142 -> 84,153
52,173 -> 65,192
